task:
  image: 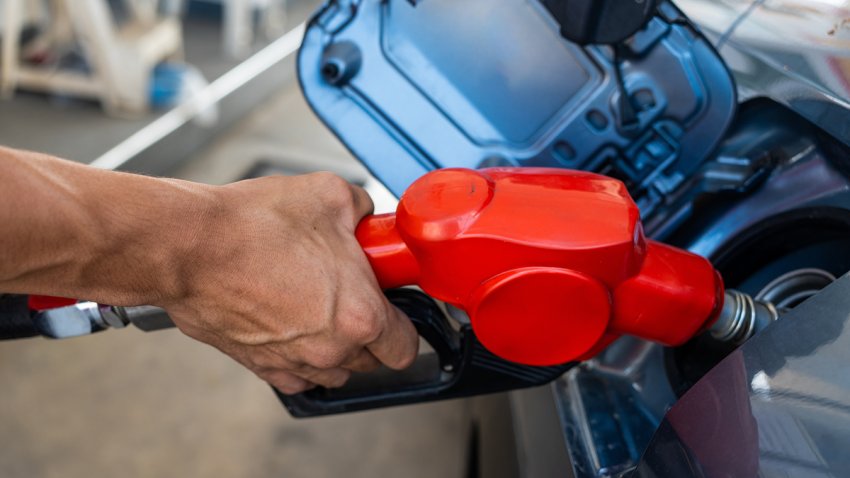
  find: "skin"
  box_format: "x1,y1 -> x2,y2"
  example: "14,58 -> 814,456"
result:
0,146 -> 419,394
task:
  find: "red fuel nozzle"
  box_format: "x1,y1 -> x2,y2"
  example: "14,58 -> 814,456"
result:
356,168 -> 724,366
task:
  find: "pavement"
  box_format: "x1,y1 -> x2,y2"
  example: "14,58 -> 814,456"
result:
0,32 -> 469,478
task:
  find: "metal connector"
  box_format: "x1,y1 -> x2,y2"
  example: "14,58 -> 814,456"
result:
112,305 -> 175,331
710,289 -> 779,345
32,303 -> 174,339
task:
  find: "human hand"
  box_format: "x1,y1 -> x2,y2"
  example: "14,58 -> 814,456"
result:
159,172 -> 419,394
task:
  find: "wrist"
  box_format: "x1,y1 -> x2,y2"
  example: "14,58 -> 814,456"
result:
0,148 -> 225,307
137,179 -> 224,307
77,172 -> 224,307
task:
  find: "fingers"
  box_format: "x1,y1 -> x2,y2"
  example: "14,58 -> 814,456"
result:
366,303 -> 419,370
296,367 -> 351,389
342,349 -> 382,373
258,364 -> 355,394
348,182 -> 374,220
260,370 -> 314,395
185,171 -> 411,397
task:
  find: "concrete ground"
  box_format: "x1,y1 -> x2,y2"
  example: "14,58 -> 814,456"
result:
0,29 -> 469,478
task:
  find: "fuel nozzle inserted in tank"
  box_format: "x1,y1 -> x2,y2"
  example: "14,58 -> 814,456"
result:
357,168 -> 730,366
709,290 -> 779,346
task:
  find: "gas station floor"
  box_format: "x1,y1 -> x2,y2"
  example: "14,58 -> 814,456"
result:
0,65 -> 469,478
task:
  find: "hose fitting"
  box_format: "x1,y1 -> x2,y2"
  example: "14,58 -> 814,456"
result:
710,289 -> 779,345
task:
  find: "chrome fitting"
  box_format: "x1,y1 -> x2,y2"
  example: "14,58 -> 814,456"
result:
31,303 -> 174,339
710,289 -> 779,345
98,305 -> 130,329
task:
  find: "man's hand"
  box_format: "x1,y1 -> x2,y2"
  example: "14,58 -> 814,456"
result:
0,148 -> 419,394
162,173 -> 419,394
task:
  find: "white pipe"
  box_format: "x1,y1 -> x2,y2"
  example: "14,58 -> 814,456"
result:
90,21 -> 305,170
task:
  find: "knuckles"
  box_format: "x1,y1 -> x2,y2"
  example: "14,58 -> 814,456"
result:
272,379 -> 308,395
308,172 -> 357,212
385,347 -> 418,371
255,369 -> 310,395
240,172 -> 360,219
303,344 -> 348,370
326,370 -> 351,388
337,301 -> 385,345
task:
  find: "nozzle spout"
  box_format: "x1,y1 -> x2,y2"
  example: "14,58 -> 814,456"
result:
710,290 -> 779,345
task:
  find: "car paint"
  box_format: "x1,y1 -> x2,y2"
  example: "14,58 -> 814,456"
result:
296,1 -> 850,476
635,270 -> 850,477
677,0 -> 850,146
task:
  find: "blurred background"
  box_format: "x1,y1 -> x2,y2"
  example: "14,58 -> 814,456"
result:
0,1 -> 467,476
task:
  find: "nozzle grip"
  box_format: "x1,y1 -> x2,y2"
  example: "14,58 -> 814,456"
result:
356,214 -> 419,289
276,289 -> 574,417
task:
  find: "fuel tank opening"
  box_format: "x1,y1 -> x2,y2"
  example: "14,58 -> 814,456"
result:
666,207 -> 850,396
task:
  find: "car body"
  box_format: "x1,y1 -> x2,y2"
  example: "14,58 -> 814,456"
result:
297,1 -> 850,476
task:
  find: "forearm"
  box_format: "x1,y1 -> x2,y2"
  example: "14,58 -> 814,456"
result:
0,146 -> 215,306
0,149 -> 419,392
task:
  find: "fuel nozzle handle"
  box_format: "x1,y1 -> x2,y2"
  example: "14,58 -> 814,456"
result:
356,168 -> 726,366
